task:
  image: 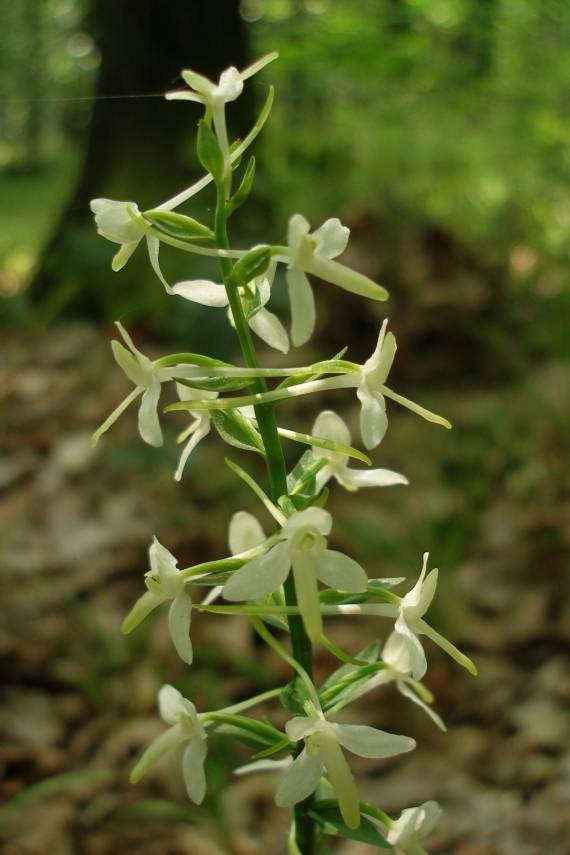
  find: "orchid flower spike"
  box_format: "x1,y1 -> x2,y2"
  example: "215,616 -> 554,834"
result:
171,264 -> 289,354
285,214 -> 388,347
91,323 -> 174,448
122,538 -> 193,664
174,383 -> 218,481
223,507 -> 368,642
130,684 -> 208,804
310,410 -> 408,493
275,713 -> 415,829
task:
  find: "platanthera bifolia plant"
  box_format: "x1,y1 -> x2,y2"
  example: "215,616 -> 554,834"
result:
90,54 -> 477,855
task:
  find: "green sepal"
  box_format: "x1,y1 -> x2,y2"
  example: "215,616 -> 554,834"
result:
142,210 -> 214,242
196,119 -> 225,182
280,677 -> 313,715
175,374 -> 252,393
227,155 -> 256,217
229,245 -> 271,287
211,410 -> 266,455
308,800 -> 390,847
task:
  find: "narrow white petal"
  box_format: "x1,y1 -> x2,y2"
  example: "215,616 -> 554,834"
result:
287,214 -> 311,255
357,384 -> 388,450
334,723 -> 415,759
239,51 -> 279,81
138,379 -> 163,447
382,630 -> 412,673
122,590 -> 166,634
317,733 -> 360,829
314,550 -> 368,592
235,757 -> 292,776
415,618 -> 478,675
228,511 -> 266,555
174,420 -> 210,481
111,341 -> 149,388
112,239 -> 139,271
313,218 -> 350,259
168,591 -> 193,664
158,684 -> 185,725
291,550 -> 322,642
402,552 -> 430,611
364,319 -> 388,374
249,307 -> 290,353
149,537 -> 179,583
394,614 -> 427,681
340,467 -> 408,489
146,235 -> 172,292
286,267 -> 316,347
274,748 -> 323,807
91,387 -> 142,447
130,724 -> 184,783
222,542 -> 291,601
171,280 -> 229,307
182,736 -> 208,804
285,717 -> 320,743
397,681 -> 446,731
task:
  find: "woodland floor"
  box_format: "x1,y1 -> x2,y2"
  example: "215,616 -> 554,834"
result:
1,323 -> 569,855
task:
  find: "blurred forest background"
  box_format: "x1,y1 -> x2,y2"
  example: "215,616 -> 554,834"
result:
1,1 -> 569,854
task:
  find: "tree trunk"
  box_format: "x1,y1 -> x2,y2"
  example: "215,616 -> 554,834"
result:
31,0 -> 251,318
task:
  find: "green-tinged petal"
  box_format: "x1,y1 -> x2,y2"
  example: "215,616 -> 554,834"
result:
158,684 -> 185,725
394,613 -> 427,681
312,409 -> 351,451
223,542 -> 291,601
357,385 -> 388,450
291,550 -> 322,642
138,380 -> 163,447
287,213 -> 311,256
397,681 -> 447,732
168,591 -> 193,664
228,511 -> 266,556
145,235 -> 171,291
171,279 -> 229,306
249,307 -> 290,354
130,724 -> 184,783
333,723 -> 415,759
286,267 -> 316,347
340,466 -> 408,489
90,198 -> 142,244
111,340 -> 150,388
284,507 -> 332,537
313,218 -> 350,260
91,387 -> 142,447
275,748 -> 323,807
122,589 -> 166,634
316,733 -> 361,829
240,51 -> 279,81
415,618 -> 478,675
306,256 -> 389,301
112,239 -> 139,271
174,419 -> 210,481
381,386 -> 452,429
149,537 -> 179,587
182,736 -> 208,804
285,716 -> 320,743
315,550 -> 368,592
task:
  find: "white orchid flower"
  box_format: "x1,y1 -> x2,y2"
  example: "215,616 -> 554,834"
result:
165,53 -> 278,109
382,800 -> 442,854
173,383 -> 218,481
310,410 -> 408,493
92,322 -> 176,448
333,553 -> 477,679
130,684 -> 208,804
122,538 -> 193,664
284,214 -> 388,347
275,713 -> 415,829
223,507 -> 368,642
229,511 -> 267,555
171,266 -> 289,354
90,198 -> 169,290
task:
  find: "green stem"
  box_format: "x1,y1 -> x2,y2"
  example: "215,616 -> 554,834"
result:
213,177 -> 316,854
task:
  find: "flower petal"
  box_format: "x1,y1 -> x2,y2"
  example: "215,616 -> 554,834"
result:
222,541 -> 291,601
158,684 -> 185,725
314,550 -> 368,592
90,198 -> 141,244
149,537 -> 179,584
168,591 -> 193,664
145,235 -> 172,292
285,716 -> 321,743
286,267 -> 316,347
182,735 -> 208,804
111,341 -> 149,388
291,550 -> 322,642
274,747 -> 323,807
112,239 -> 139,272
228,511 -> 266,555
312,410 -> 351,449
317,732 -> 360,829
174,419 -> 210,481
334,723 -> 415,759
394,613 -> 427,681
397,680 -> 446,732
122,589 -> 166,634
287,213 -> 311,256
357,384 -> 388,450
339,466 -> 408,489
171,279 -> 229,307
138,379 -> 163,447
248,307 -> 290,353
283,507 -> 332,537
130,724 -> 184,783
313,218 -> 350,259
